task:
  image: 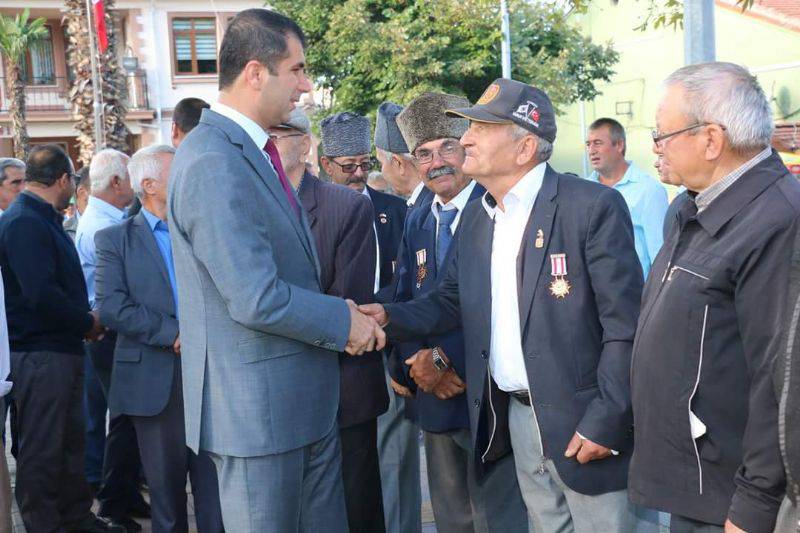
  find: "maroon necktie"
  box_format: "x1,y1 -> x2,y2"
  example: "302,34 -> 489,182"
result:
263,138 -> 300,218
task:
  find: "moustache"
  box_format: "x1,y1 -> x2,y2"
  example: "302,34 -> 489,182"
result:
427,166 -> 457,180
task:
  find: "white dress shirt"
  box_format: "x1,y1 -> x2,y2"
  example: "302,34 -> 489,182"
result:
362,187 -> 382,294
484,163 -> 546,392
407,181 -> 425,207
431,180 -> 476,237
210,101 -> 278,173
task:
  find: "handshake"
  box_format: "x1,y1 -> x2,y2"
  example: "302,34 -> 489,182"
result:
344,301 -> 389,356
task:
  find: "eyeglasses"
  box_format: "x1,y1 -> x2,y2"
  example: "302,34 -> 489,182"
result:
651,123 -> 726,145
271,133 -> 306,141
413,140 -> 463,165
328,159 -> 375,174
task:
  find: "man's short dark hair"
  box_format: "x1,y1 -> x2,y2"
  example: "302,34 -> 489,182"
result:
25,144 -> 72,186
589,117 -> 627,155
218,9 -> 306,90
73,166 -> 91,190
173,97 -> 210,134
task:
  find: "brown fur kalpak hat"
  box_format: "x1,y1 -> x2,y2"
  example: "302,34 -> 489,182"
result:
396,92 -> 470,153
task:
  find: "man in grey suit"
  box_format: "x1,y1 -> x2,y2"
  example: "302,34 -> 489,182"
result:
95,145 -> 223,533
167,10 -> 385,533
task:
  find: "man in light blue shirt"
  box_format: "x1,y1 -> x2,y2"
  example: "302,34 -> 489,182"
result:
586,118 -> 668,279
75,149 -> 146,530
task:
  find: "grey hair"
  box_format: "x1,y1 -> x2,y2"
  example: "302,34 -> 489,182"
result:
511,125 -> 554,162
89,149 -> 130,192
128,144 -> 176,196
0,158 -> 25,185
664,62 -> 773,154
377,147 -> 413,161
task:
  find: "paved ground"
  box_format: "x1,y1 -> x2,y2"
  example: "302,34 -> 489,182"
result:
4,418 -> 437,532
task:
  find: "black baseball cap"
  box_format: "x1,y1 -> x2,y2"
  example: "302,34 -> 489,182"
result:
445,78 -> 557,143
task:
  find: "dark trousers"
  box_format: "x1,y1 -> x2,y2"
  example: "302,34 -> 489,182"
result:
83,349 -> 107,485
87,334 -> 144,517
9,350 -> 93,532
340,418 -> 385,533
130,364 -> 223,533
670,515 -> 724,533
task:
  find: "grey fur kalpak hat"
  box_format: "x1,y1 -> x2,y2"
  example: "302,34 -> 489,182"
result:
320,112 -> 372,158
396,92 -> 470,154
276,108 -> 311,134
374,102 -> 409,154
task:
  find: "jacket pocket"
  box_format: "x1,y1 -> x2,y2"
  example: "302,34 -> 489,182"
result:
114,348 -> 142,363
238,334 -> 304,364
687,304 -> 710,495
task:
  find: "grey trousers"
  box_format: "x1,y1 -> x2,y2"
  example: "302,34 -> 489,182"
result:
208,423 -> 347,533
424,428 -> 529,533
0,440 -> 10,533
377,368 -> 421,533
508,398 -> 634,533
669,515 -> 723,533
775,496 -> 800,533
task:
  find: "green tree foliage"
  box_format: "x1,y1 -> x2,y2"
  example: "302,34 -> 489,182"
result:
269,0 -> 618,117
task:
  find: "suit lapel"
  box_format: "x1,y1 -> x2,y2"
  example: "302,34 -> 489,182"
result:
471,208 -> 494,337
133,213 -> 172,296
297,172 -> 318,229
518,167 -> 559,331
419,208 -> 438,280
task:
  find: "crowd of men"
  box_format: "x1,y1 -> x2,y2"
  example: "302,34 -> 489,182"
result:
0,7 -> 799,533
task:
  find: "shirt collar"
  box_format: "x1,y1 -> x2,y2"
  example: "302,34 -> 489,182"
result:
140,207 -> 164,231
361,186 -> 371,200
211,101 -> 269,151
87,196 -> 126,222
432,180 -> 476,218
482,162 -> 547,218
407,181 -> 425,207
695,145 -> 772,213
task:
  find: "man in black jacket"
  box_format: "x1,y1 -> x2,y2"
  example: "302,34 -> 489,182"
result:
271,109 -> 389,533
629,62 -> 799,533
0,144 -> 118,533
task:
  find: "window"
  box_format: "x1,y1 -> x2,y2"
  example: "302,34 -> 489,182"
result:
172,17 -> 217,76
20,26 -> 55,85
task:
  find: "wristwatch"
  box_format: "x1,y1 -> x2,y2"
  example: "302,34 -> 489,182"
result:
432,347 -> 449,372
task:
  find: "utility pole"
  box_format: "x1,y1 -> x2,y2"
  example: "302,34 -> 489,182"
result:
683,0 -> 716,65
501,0 -> 512,78
85,0 -> 105,152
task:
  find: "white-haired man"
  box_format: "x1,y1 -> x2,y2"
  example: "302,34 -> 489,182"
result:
95,145 -> 223,533
76,149 -> 146,531
629,62 -> 800,533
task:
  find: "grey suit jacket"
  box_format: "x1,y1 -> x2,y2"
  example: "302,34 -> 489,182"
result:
94,212 -> 179,417
168,109 -> 351,457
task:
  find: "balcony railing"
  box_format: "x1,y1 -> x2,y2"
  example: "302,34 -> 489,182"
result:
0,74 -> 150,113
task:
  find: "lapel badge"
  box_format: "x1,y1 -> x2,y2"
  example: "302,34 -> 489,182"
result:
549,253 -> 571,299
416,249 -> 427,288
379,213 -> 388,224
535,229 -> 544,249
391,260 -> 396,274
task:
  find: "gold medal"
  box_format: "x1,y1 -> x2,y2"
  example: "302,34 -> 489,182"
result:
416,249 -> 427,288
535,229 -> 544,249
549,277 -> 571,298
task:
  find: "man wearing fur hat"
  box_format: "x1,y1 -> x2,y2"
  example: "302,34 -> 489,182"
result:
320,112 -> 407,298
390,92 -> 529,533
374,102 -> 433,209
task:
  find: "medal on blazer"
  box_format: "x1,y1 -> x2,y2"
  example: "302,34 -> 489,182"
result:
379,213 -> 388,224
416,249 -> 427,288
535,229 -> 544,249
549,253 -> 571,298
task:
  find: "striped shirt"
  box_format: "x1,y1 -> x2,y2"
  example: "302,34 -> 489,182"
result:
695,146 -> 772,213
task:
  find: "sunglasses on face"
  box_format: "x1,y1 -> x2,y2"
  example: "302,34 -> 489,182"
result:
329,159 -> 375,174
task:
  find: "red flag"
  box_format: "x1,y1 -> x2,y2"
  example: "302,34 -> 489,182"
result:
92,0 -> 108,53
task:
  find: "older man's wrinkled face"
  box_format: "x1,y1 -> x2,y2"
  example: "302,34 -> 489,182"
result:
323,154 -> 373,192
0,166 -> 24,210
654,84 -> 716,192
460,121 -> 519,180
413,138 -> 469,202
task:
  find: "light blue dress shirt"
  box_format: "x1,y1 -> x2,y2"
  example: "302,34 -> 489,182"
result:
75,196 -> 126,309
589,162 -> 668,280
141,208 -> 179,315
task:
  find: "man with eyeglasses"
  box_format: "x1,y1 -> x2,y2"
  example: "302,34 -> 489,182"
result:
629,62 -> 800,533
270,109 -> 389,533
391,91 -> 528,533
320,112 -> 407,298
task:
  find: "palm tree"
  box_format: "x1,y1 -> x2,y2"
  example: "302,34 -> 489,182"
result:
0,9 -> 48,160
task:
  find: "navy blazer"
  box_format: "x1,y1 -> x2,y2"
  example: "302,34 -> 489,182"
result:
385,166 -> 643,495
298,173 -> 389,428
366,186 -> 406,292
392,183 -> 484,433
95,212 -> 180,417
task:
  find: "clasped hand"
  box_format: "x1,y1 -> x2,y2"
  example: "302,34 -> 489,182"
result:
345,300 -> 387,356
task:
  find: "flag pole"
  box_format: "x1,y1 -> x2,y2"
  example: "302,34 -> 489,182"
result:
85,0 -> 105,153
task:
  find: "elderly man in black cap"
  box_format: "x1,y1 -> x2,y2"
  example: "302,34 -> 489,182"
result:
374,102 -> 432,209
390,91 -> 529,533
360,78 -> 642,532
